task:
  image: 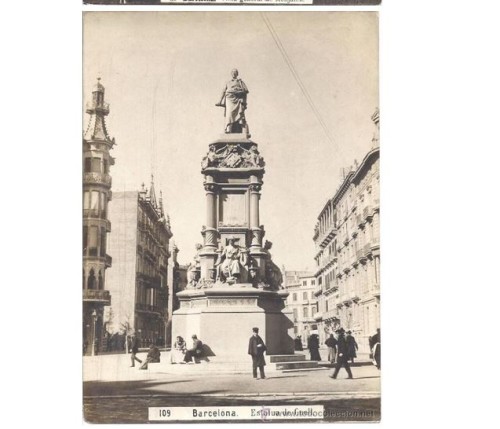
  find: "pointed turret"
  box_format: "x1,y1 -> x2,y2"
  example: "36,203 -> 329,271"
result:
148,174 -> 158,210
84,78 -> 114,144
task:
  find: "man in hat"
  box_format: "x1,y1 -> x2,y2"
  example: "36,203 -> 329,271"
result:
248,327 -> 267,379
183,335 -> 204,364
345,330 -> 358,364
129,334 -> 142,367
329,328 -> 353,379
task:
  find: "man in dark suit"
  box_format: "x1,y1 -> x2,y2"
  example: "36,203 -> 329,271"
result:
248,327 -> 266,379
129,334 -> 142,367
329,328 -> 353,379
183,335 -> 203,363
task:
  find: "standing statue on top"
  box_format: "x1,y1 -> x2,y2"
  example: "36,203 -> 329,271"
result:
216,69 -> 249,134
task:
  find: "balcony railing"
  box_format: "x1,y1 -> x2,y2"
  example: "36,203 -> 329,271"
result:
86,101 -> 109,114
137,273 -> 162,289
135,303 -> 163,314
83,289 -> 111,305
105,254 -> 112,267
363,244 -> 372,257
83,172 -> 112,187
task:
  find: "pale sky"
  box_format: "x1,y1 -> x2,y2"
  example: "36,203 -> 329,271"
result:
83,11 -> 378,271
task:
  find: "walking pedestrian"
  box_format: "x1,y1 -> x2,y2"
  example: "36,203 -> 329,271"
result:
346,331 -> 358,363
294,335 -> 303,351
248,327 -> 267,379
329,328 -> 353,379
369,328 -> 381,369
129,334 -> 142,367
325,333 -> 337,364
307,332 -> 321,361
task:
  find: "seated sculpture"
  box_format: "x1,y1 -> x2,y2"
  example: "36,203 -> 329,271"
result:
215,237 -> 248,283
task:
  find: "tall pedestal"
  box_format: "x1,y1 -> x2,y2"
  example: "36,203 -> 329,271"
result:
172,128 -> 293,361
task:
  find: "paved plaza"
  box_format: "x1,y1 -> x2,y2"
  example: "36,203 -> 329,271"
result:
83,351 -> 380,423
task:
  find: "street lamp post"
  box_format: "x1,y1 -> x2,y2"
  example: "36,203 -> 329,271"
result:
91,309 -> 97,357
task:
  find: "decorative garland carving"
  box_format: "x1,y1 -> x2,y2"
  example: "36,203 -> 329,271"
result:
201,144 -> 265,170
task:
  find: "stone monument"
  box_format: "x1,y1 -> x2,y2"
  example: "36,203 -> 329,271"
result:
172,70 -> 294,361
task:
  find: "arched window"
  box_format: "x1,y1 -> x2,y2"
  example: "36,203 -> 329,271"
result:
98,270 -> 103,290
88,269 -> 96,290
83,269 -> 86,289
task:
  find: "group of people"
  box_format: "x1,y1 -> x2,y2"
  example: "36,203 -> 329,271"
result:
128,326 -> 380,380
171,335 -> 204,364
303,329 -> 358,364
297,328 -> 381,379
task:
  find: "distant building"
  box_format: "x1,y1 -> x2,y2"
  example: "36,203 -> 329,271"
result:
284,271 -> 318,344
313,110 -> 380,353
166,244 -> 188,346
83,78 -> 115,355
106,179 -> 173,348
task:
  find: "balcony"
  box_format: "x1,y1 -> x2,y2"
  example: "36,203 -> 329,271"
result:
83,289 -> 111,305
323,309 -> 339,321
363,206 -> 373,220
349,291 -> 360,303
105,254 -> 112,268
83,172 -> 112,187
86,101 -> 109,115
363,244 -> 372,258
135,303 -> 163,314
137,273 -> 162,289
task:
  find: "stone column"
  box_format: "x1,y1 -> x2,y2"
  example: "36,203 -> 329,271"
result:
249,182 -> 262,248
204,181 -> 217,250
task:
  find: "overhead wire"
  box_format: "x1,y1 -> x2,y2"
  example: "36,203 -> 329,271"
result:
260,12 -> 339,153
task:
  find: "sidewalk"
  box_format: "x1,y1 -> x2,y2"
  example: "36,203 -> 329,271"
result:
83,351 -> 380,399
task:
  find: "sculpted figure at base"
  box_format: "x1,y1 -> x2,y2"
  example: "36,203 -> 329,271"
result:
216,69 -> 249,134
187,243 -> 203,288
215,237 -> 248,283
263,240 -> 283,290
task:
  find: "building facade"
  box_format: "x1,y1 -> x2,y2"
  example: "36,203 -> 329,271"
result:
284,271 -> 318,344
105,180 -> 173,348
83,78 -> 115,355
313,110 -> 380,353
166,244 -> 188,346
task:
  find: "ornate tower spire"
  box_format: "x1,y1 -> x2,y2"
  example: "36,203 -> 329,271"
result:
84,78 -> 115,144
82,77 -> 114,356
149,174 -> 157,209
159,190 -> 165,217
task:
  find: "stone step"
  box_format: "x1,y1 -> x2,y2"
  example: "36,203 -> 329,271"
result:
269,354 -> 306,363
281,367 -> 329,373
274,361 -> 319,370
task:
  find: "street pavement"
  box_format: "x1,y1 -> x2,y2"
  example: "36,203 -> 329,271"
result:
83,351 -> 380,423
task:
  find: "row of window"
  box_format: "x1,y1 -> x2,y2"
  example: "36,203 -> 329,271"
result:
83,190 -> 108,219
83,268 -> 104,290
291,291 -> 315,302
83,225 -> 107,257
292,304 -> 318,320
84,156 -> 110,175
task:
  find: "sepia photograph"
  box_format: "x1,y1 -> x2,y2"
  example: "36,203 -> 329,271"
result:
82,11 -> 380,423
